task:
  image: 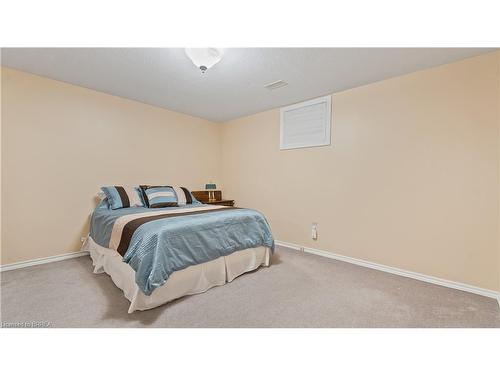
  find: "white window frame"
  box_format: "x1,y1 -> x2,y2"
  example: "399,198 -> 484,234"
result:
280,95 -> 332,150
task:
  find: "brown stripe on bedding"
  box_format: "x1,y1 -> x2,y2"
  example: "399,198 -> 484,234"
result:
108,205 -> 227,250
181,187 -> 192,204
116,186 -> 130,208
116,207 -> 239,256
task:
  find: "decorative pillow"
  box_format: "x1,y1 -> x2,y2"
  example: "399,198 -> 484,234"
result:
143,186 -> 178,208
171,186 -> 194,206
100,186 -> 145,210
140,185 -> 195,207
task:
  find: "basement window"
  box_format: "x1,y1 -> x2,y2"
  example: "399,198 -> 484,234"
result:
280,95 -> 332,150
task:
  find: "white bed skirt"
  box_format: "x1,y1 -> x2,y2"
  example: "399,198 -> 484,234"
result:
82,237 -> 271,313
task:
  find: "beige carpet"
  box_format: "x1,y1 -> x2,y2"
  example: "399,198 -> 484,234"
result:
1,246 -> 499,328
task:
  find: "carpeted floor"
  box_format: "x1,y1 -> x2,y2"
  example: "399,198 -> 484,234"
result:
1,246 -> 499,328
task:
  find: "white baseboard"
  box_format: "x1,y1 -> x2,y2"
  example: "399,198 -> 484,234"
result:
1,251 -> 90,272
275,240 -> 499,301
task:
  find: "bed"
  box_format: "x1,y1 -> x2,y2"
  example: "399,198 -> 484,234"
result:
83,198 -> 274,313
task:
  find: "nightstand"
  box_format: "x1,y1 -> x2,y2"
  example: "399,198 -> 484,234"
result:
191,190 -> 235,207
205,199 -> 235,207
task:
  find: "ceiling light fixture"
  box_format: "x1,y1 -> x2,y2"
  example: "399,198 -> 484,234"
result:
185,48 -> 224,73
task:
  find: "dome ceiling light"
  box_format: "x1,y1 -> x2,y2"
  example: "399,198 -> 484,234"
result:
185,48 -> 224,73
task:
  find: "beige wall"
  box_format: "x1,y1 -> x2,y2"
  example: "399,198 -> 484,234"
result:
1,67 -> 222,265
498,52 -> 500,296
222,52 -> 500,291
0,62 -> 3,259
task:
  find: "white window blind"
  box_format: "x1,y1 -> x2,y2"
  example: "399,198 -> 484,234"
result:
280,95 -> 331,150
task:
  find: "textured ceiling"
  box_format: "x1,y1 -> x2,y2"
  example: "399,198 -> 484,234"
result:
1,48 -> 495,122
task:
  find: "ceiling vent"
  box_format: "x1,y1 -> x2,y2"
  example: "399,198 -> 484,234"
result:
264,80 -> 288,90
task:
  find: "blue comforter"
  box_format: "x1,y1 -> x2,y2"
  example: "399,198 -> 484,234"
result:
90,201 -> 274,295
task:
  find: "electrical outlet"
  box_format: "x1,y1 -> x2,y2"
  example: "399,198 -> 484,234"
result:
311,222 -> 318,240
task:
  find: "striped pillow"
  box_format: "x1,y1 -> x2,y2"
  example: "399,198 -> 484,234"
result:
171,186 -> 194,206
143,186 -> 178,208
140,185 -> 195,207
101,186 -> 145,210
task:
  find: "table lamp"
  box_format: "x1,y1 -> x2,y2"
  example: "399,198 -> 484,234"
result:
205,183 -> 217,202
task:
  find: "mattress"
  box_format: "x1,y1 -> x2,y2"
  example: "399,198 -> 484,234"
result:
83,237 -> 271,313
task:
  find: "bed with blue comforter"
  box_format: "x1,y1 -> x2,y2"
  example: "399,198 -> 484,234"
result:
89,200 -> 274,296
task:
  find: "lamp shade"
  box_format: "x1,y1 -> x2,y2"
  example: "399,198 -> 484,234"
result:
185,48 -> 224,72
205,183 -> 217,190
